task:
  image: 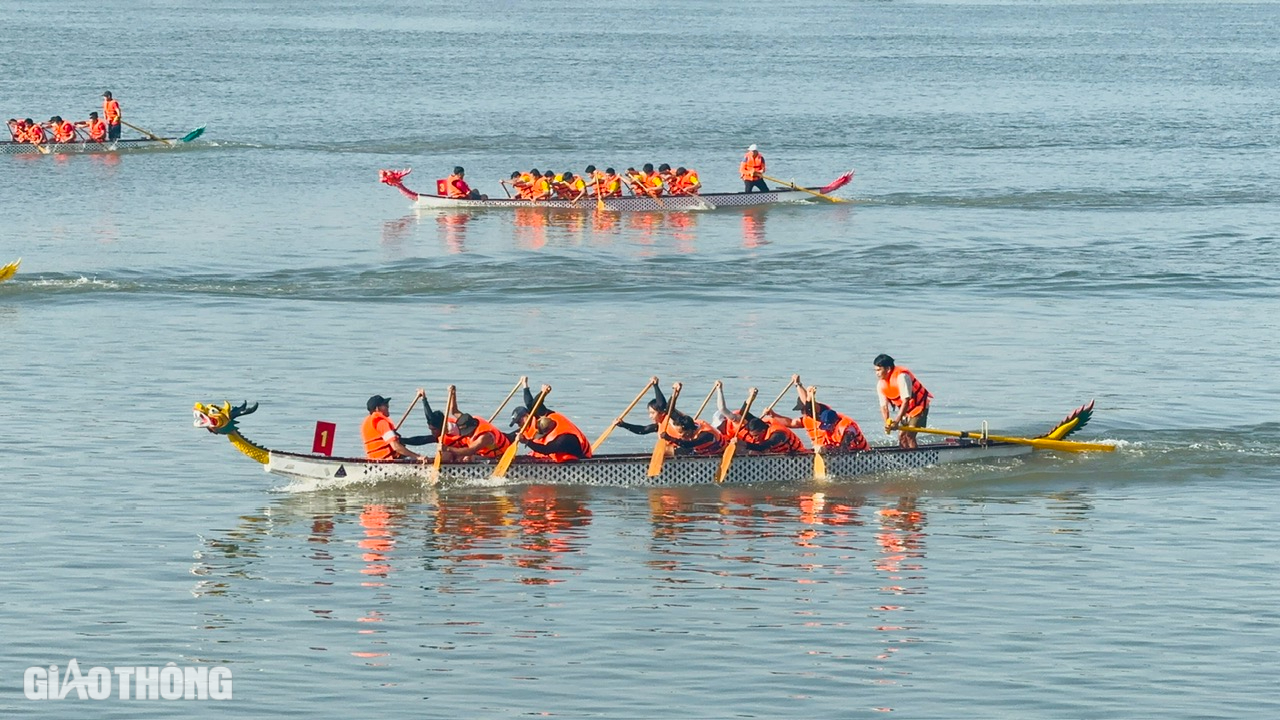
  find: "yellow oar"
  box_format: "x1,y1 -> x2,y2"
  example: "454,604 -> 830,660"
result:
591,377 -> 658,453
493,387 -> 548,478
761,377 -> 798,415
121,120 -> 173,146
432,385 -> 456,479
715,388 -> 758,483
762,174 -> 848,203
690,381 -> 721,421
647,383 -> 682,477
489,376 -> 526,426
0,258 -> 21,283
907,426 -> 1115,453
809,386 -> 828,480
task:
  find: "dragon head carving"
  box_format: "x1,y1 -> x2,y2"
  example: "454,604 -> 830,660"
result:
193,401 -> 258,435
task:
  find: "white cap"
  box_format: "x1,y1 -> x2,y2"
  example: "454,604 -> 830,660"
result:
747,144 -> 758,151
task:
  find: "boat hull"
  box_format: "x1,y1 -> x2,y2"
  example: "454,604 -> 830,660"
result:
410,188 -> 814,211
1,129 -> 203,156
264,442 -> 1032,488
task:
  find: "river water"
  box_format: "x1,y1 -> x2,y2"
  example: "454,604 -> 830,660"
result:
2,1 -> 1278,717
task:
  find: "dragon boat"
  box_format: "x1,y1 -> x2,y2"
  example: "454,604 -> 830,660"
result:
1,127 -> 205,156
379,168 -> 853,211
193,401 -> 1102,489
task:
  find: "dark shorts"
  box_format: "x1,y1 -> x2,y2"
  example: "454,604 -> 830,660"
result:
901,407 -> 928,430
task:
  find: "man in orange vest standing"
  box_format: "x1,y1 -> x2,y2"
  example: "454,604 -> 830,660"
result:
740,144 -> 768,193
102,91 -> 122,141
874,354 -> 934,449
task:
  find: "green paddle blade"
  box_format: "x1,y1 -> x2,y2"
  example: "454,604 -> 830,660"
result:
180,127 -> 206,143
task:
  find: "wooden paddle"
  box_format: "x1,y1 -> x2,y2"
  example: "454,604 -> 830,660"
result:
690,381 -> 721,421
394,390 -> 424,430
591,377 -> 658,453
121,120 -> 173,146
489,377 -> 526,426
647,383 -> 682,477
627,172 -> 666,208
715,388 -> 757,483
0,258 -> 20,283
762,174 -> 848,203
905,426 -> 1115,453
762,377 -> 798,415
808,386 -> 828,480
493,387 -> 548,478
432,385 -> 456,478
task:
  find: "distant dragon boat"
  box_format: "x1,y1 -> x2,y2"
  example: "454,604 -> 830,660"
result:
379,168 -> 853,211
193,400 -> 1102,488
1,127 -> 205,156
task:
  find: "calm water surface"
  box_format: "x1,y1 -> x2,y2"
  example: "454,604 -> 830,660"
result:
2,1 -> 1278,717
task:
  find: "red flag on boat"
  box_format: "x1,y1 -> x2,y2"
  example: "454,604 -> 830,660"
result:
312,421 -> 336,456
819,170 -> 854,194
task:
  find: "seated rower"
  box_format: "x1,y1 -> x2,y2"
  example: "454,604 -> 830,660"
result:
527,169 -> 553,201
25,118 -> 47,144
440,412 -> 511,462
511,383 -> 593,462
660,413 -> 726,456
736,415 -> 805,455
76,111 -> 107,142
583,165 -> 604,196
8,118 -> 28,141
598,168 -> 624,197
615,379 -> 669,435
49,116 -> 77,143
669,167 -> 702,196
635,163 -> 664,197
559,171 -> 587,201
765,380 -> 869,452
360,394 -> 425,461
657,163 -> 677,190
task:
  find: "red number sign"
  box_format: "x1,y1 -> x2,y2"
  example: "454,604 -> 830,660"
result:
312,421 -> 336,456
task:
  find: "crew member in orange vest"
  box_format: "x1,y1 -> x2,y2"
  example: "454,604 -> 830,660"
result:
874,354 -> 933,449
440,412 -> 511,461
102,91 -> 122,141
660,413 -> 726,456
598,168 -> 624,197
360,394 -> 425,461
49,116 -> 77,143
740,144 -> 768,193
559,171 -> 587,201
444,166 -> 480,199
737,415 -> 805,454
669,167 -> 702,195
527,170 -> 553,201
511,383 -> 592,462
7,118 -> 26,141
25,119 -> 48,145
765,378 -> 870,452
77,111 -> 108,142
634,163 -> 664,197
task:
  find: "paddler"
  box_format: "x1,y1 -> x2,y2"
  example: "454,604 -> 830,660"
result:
874,354 -> 933,449
736,415 -> 805,455
49,116 -> 77,143
660,413 -> 726,456
76,111 -> 108,142
615,380 -> 670,436
511,382 -> 593,462
764,379 -> 869,452
7,118 -> 26,141
740,144 -> 768,192
25,118 -> 47,144
559,171 -> 587,201
598,168 -> 624,197
528,169 -> 553,201
102,91 -> 122,141
633,163 -> 665,197
361,394 -> 425,461
670,165 -> 701,193
444,166 -> 481,199
439,412 -> 512,462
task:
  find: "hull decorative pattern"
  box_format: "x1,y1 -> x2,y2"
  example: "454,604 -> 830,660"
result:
410,189 -> 810,211
266,442 -> 1032,488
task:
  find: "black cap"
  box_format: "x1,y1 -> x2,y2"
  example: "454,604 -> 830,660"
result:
456,413 -> 479,433
103,91 -> 113,98
427,410 -> 444,429
367,395 -> 391,412
510,406 -> 529,427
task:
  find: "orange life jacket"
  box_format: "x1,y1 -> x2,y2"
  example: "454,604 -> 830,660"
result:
764,417 -> 805,453
445,174 -> 469,198
689,420 -> 726,455
86,118 -> 107,142
740,152 -> 765,181
525,412 -> 591,462
879,366 -> 932,418
600,175 -> 623,197
467,416 -> 512,459
103,98 -> 121,124
672,170 -> 701,195
803,412 -> 869,451
27,125 -> 47,144
531,177 -> 551,199
360,411 -> 399,460
53,121 -> 76,143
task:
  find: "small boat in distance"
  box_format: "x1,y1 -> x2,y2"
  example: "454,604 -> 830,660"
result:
1,127 -> 205,156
